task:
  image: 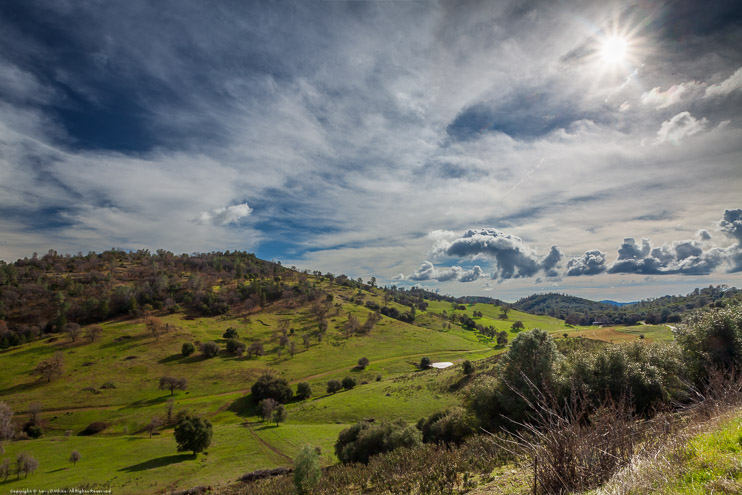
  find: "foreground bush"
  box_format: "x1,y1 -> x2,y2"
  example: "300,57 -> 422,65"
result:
417,407 -> 476,445
335,419 -> 421,464
675,305 -> 742,385
236,435 -> 511,495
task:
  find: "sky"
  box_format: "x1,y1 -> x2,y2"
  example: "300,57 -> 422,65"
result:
1,0 -> 741,302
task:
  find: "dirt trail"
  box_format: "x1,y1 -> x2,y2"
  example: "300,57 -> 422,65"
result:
243,422 -> 292,462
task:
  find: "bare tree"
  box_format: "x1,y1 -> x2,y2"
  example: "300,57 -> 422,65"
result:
289,340 -> 297,358
69,450 -> 81,466
165,398 -> 175,423
36,352 -> 64,382
146,417 -> 162,438
85,325 -> 103,343
0,458 -> 9,482
28,402 -> 41,427
259,398 -> 278,422
247,341 -> 264,358
65,323 -> 81,342
302,334 -> 310,350
0,402 -> 14,445
146,316 -> 164,340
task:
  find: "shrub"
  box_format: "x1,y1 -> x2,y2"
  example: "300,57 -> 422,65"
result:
294,445 -> 321,494
342,376 -> 357,390
327,380 -> 342,394
357,357 -> 369,369
181,342 -> 195,357
417,407 -> 476,445
335,419 -> 422,464
226,338 -> 246,356
251,374 -> 293,403
675,305 -> 742,384
79,422 -> 108,436
462,360 -> 474,375
420,357 -> 432,369
296,382 -> 312,400
24,425 -> 43,439
174,413 -> 212,455
200,341 -> 220,358
223,327 -> 239,339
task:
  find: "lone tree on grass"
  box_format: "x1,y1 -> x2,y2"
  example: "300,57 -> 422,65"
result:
181,342 -> 195,357
174,413 -> 212,455
342,376 -> 357,390
69,450 -> 81,466
85,325 -> 103,343
147,417 -> 162,438
200,341 -> 220,358
327,379 -> 342,394
259,398 -> 278,422
65,323 -> 81,343
420,357 -> 432,370
36,352 -> 64,382
357,357 -> 369,369
159,376 -> 187,396
222,327 -> 238,339
272,404 -> 287,426
296,382 -> 312,400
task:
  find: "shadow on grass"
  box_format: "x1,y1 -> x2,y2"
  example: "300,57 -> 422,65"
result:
119,453 -> 195,472
227,395 -> 257,417
127,395 -> 174,408
255,424 -> 280,431
0,380 -> 43,397
158,354 -> 184,364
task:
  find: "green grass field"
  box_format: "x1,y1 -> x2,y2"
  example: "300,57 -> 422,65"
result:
0,288 -> 674,493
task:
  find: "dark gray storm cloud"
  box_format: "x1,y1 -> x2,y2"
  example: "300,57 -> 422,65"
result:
567,250 -> 608,276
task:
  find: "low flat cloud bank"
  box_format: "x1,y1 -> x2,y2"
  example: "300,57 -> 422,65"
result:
408,209 -> 742,282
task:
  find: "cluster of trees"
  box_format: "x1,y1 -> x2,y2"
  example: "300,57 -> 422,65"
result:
512,286 -> 741,326
466,304 -> 742,432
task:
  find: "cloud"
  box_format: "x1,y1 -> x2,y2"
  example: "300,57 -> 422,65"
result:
719,209 -> 742,242
705,67 -> 742,98
434,228 -> 561,280
697,229 -> 712,241
616,238 -> 651,260
640,82 -> 700,109
196,203 -> 252,226
567,250 -> 607,276
408,261 -> 484,283
655,112 -> 708,144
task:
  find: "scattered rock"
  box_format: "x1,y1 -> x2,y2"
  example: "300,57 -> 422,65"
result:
124,355 -> 137,360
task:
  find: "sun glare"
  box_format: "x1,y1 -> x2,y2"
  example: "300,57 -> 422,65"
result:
601,36 -> 628,64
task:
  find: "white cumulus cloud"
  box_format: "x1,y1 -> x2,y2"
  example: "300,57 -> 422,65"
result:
196,203 -> 252,226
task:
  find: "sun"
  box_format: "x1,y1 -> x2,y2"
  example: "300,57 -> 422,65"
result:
601,36 -> 628,64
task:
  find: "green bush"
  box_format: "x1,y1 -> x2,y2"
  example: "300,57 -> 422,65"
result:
225,338 -> 246,356
335,419 -> 422,464
222,327 -> 239,339
417,407 -> 476,445
341,376 -> 357,390
327,379 -> 342,394
293,445 -> 321,494
296,382 -> 312,400
181,342 -> 195,357
174,413 -> 212,455
251,374 -> 293,403
675,305 -> 742,384
200,341 -> 220,358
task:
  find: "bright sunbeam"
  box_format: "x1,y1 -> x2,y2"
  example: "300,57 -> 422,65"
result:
601,36 -> 628,64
